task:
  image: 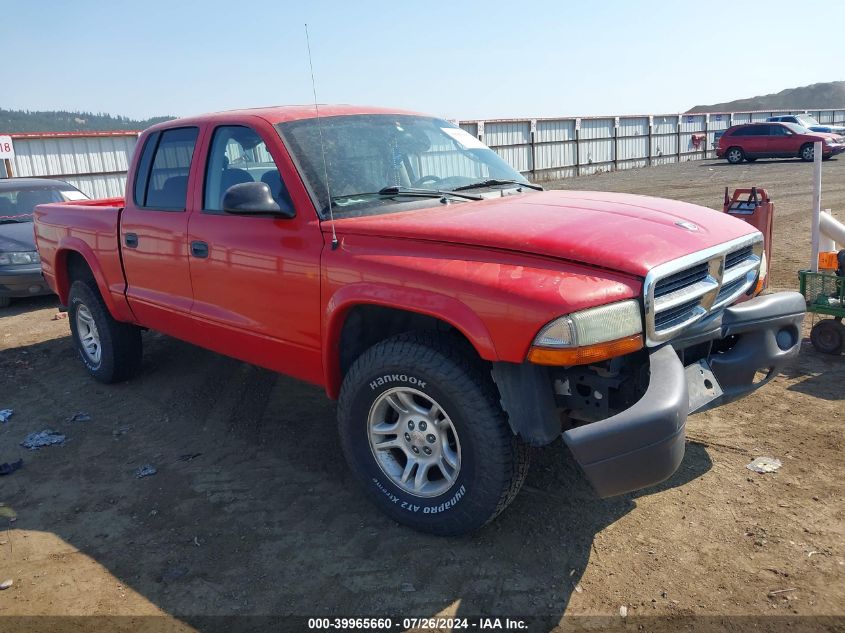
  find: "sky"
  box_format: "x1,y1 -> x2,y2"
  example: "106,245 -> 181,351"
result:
3,0 -> 844,121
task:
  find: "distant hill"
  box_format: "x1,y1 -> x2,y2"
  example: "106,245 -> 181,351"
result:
0,108 -> 174,133
687,81 -> 845,113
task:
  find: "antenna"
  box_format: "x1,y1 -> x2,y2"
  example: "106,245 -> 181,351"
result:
305,23 -> 338,250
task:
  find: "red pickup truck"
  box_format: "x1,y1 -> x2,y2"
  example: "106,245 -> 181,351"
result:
34,105 -> 805,535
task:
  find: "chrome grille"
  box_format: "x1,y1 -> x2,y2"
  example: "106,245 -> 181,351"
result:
644,234 -> 762,345
654,263 -> 709,298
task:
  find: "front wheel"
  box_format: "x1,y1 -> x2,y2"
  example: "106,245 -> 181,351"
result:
68,280 -> 143,383
338,333 -> 530,535
810,319 -> 844,355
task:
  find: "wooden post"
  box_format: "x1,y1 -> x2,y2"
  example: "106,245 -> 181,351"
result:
2,158 -> 12,178
574,118 -> 581,177
677,114 -> 683,163
647,116 -> 653,167
614,117 -> 619,172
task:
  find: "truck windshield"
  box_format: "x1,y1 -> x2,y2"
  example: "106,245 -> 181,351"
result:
276,114 -> 528,219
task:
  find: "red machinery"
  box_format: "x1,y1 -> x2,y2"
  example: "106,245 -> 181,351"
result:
723,187 -> 773,294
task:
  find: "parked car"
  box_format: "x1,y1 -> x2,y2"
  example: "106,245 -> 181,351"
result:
767,114 -> 845,136
716,122 -> 845,163
33,105 -> 805,535
0,178 -> 88,307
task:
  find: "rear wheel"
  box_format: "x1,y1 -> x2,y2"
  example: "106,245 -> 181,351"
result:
810,319 -> 844,355
726,147 -> 744,164
68,280 -> 142,382
800,143 -> 815,161
338,332 -> 530,535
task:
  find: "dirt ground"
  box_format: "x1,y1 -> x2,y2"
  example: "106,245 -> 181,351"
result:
0,156 -> 843,633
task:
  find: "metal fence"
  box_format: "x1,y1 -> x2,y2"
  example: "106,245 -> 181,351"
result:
459,108 -> 845,181
2,108 -> 845,195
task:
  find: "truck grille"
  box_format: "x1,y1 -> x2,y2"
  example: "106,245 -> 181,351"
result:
644,234 -> 762,345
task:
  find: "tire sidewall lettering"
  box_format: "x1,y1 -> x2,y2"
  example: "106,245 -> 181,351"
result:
355,373 -> 474,516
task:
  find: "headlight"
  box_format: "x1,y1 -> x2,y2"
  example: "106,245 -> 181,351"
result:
0,251 -> 41,266
528,299 -> 644,365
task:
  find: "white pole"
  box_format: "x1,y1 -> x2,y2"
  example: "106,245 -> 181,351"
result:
810,141 -> 822,273
820,209 -> 836,252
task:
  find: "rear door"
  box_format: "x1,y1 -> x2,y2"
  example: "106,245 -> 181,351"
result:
121,126 -> 201,331
184,120 -> 324,384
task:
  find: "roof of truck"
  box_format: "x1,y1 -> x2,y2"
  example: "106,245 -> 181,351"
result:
145,104 -> 425,133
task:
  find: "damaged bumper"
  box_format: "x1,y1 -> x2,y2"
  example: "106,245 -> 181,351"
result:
562,291 -> 805,498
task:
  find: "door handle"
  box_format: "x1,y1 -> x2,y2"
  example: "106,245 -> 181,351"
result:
191,241 -> 209,258
124,233 -> 138,248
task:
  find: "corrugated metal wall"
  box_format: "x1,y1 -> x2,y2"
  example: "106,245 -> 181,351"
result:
2,107 -> 845,193
5,132 -> 138,198
460,108 -> 845,181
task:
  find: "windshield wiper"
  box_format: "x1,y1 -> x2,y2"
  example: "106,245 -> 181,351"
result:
332,187 -> 483,203
451,179 -> 543,192
377,186 -> 483,201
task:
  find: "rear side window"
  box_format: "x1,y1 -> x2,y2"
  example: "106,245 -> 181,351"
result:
133,133 -> 158,206
733,125 -> 764,136
138,127 -> 199,210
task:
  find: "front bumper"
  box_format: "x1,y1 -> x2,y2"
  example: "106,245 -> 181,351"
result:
0,265 -> 53,299
562,291 -> 805,498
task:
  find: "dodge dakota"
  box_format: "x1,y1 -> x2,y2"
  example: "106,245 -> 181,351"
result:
33,105 -> 805,535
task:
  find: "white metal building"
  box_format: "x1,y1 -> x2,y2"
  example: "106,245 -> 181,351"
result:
0,131 -> 139,198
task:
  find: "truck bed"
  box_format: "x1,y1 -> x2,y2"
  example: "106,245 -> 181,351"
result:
33,197 -> 134,321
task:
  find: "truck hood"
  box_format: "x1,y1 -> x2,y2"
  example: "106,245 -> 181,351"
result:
0,220 -> 36,252
330,190 -> 758,277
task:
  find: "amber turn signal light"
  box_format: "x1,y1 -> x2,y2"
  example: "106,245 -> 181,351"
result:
527,333 -> 644,366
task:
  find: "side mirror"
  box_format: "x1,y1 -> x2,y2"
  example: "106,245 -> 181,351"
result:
222,181 -> 295,218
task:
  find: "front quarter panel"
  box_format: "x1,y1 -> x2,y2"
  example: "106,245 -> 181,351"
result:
322,234 -> 641,397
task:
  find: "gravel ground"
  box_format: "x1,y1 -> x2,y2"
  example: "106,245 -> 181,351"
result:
0,155 -> 843,633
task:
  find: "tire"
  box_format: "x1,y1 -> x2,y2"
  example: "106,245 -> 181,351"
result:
0,296 -> 10,308
338,332 -> 530,536
810,319 -> 844,355
68,279 -> 142,382
726,147 -> 744,164
800,144 -> 815,162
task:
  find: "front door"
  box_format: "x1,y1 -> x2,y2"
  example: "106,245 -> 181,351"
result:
186,121 -> 324,385
765,124 -> 798,157
121,126 -> 201,333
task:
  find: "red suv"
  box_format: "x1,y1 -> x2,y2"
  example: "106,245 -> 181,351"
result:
716,122 -> 845,164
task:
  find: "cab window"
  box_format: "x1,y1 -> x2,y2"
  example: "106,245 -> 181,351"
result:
203,125 -> 291,213
140,127 -> 198,211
